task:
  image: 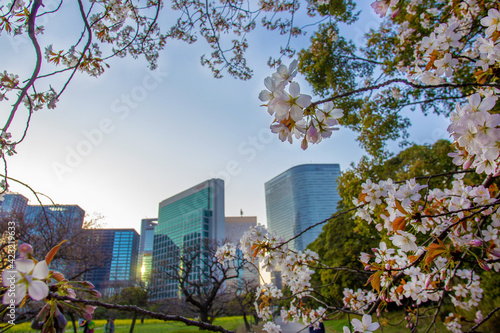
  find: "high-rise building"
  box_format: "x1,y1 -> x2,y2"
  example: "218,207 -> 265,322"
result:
138,218 -> 158,285
265,164 -> 341,252
0,193 -> 28,218
151,179 -> 224,300
25,205 -> 85,229
225,216 -> 260,289
83,228 -> 140,296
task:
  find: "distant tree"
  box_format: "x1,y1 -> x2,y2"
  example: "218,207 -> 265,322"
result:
151,240 -> 249,324
116,286 -> 148,333
227,278 -> 260,332
0,209 -> 104,280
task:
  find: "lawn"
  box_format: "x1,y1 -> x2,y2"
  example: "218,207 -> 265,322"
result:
5,314 -> 449,332
6,317 -> 246,333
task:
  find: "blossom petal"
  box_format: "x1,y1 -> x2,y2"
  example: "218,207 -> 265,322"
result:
296,94 -> 312,108
351,318 -> 362,331
15,259 -> 35,274
2,270 -> 21,287
28,280 -> 49,301
330,108 -> 344,119
32,261 -> 49,280
289,82 -> 300,97
259,90 -> 272,102
3,282 -> 27,305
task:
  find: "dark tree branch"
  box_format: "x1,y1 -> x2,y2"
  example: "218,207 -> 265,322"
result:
49,294 -> 234,333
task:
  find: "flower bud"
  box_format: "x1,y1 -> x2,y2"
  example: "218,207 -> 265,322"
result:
487,249 -> 500,258
425,275 -> 432,289
84,305 -> 96,314
68,288 -> 76,299
469,239 -> 483,247
478,260 -> 491,271
19,243 -> 33,259
306,126 -> 318,143
89,290 -> 102,298
463,158 -> 473,170
301,138 -> 308,150
52,271 -> 65,282
80,281 -> 95,289
391,8 -> 400,18
385,263 -> 391,271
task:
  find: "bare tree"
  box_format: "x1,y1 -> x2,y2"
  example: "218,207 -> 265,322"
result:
0,208 -> 104,280
151,240 -> 250,324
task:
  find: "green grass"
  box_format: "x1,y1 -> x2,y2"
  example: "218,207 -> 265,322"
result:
5,314 -> 450,332
7,317 -> 246,333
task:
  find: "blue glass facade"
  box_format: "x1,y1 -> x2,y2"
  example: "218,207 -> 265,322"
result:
139,218 -> 158,284
83,228 -> 139,296
25,205 -> 85,229
265,164 -> 341,252
0,193 -> 28,218
151,179 -> 224,300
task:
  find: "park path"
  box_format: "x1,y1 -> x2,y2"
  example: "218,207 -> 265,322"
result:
274,317 -> 308,333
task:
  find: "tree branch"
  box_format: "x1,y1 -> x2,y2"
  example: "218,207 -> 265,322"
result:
49,294 -> 234,333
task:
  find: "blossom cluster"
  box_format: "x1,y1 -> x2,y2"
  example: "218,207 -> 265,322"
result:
1,242 -> 101,329
448,93 -> 500,175
252,1 -> 500,331
214,242 -> 236,264
347,170 -> 500,331
259,60 -> 344,149
216,225 -> 327,332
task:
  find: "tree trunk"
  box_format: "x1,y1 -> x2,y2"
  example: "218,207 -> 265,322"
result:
141,314 -> 145,324
242,312 -> 251,332
200,311 -> 209,323
253,314 -> 260,326
129,311 -> 137,333
69,312 -> 77,333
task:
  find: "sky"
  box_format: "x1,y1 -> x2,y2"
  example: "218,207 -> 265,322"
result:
1,1 -> 450,234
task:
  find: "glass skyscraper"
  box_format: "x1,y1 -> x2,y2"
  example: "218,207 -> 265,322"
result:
138,218 -> 158,285
151,179 -> 224,300
0,193 -> 28,218
265,164 -> 341,252
25,205 -> 85,229
83,228 -> 140,296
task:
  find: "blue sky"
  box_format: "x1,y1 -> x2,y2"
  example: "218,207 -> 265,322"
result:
1,1 -> 450,232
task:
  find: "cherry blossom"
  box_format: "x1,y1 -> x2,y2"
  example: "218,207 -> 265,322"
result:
2,259 -> 49,305
351,314 -> 380,332
481,8 -> 500,36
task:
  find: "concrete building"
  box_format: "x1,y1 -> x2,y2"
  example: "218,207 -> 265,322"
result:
225,216 -> 260,289
150,179 -> 225,300
265,164 -> 341,252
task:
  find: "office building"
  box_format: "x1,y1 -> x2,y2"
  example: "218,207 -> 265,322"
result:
83,228 -> 140,296
138,218 -> 158,285
225,216 -> 260,289
25,205 -> 85,229
151,179 -> 224,300
265,164 -> 341,252
0,193 -> 28,218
